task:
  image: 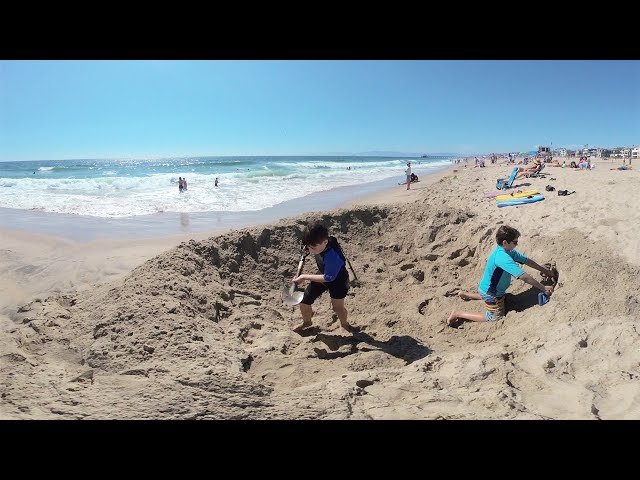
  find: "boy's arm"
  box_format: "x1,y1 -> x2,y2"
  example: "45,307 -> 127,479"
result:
525,259 -> 555,277
294,274 -> 326,284
519,272 -> 554,295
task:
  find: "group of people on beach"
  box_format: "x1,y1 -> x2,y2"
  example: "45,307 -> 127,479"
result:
177,176 -> 221,192
567,156 -> 594,170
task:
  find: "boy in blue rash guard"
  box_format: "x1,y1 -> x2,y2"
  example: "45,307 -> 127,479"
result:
446,225 -> 556,326
292,221 -> 353,333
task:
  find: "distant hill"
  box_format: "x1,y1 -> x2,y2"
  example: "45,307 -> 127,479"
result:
318,151 -> 461,157
353,151 -> 421,157
354,151 -> 461,157
423,152 -> 461,157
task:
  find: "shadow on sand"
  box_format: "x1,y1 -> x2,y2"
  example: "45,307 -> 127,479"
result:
310,329 -> 431,364
511,182 -> 532,189
506,286 -> 542,313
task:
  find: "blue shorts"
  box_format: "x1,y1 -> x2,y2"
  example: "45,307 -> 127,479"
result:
480,291 -> 505,322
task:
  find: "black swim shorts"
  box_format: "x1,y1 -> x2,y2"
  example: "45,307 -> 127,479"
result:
301,269 -> 349,305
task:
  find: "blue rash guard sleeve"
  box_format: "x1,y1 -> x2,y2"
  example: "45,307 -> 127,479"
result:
510,249 -> 529,266
495,249 -> 526,278
322,248 -> 344,282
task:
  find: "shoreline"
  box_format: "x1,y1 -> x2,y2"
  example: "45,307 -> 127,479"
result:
0,164 -> 452,318
0,164 -> 452,242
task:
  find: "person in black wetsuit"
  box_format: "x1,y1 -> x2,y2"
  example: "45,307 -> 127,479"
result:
292,221 -> 353,333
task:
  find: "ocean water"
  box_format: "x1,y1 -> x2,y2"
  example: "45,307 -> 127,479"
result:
0,156 -> 452,218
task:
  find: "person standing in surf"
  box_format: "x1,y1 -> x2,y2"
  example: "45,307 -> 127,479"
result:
404,162 -> 412,190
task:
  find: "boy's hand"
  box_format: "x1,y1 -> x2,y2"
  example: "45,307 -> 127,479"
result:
293,275 -> 306,284
544,286 -> 554,296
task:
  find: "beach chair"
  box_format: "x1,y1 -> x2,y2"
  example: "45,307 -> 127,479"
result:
527,162 -> 546,178
496,167 -> 519,190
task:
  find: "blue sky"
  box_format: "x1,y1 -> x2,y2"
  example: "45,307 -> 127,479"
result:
0,60 -> 638,161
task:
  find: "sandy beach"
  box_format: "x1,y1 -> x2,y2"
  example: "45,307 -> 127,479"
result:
2,161 -> 639,419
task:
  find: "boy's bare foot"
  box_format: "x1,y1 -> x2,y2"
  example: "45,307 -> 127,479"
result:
340,321 -> 358,333
458,292 -> 473,301
445,310 -> 459,326
293,321 -> 312,333
293,311 -> 315,333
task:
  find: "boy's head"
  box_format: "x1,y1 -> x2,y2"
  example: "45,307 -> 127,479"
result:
496,225 -> 520,250
302,221 -> 329,254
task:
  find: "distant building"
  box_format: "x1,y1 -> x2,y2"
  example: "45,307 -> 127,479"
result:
554,148 -> 568,157
549,144 -> 635,159
611,148 -> 624,158
538,146 -> 551,155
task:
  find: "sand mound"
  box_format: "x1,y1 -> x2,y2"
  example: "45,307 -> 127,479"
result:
2,171 -> 640,419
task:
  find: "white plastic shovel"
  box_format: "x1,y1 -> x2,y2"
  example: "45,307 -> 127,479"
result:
281,248 -> 307,306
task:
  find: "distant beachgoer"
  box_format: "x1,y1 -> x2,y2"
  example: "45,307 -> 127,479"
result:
445,225 -> 556,327
178,177 -> 184,193
404,162 -> 412,190
183,178 -> 188,190
214,177 -> 219,187
515,158 -> 542,179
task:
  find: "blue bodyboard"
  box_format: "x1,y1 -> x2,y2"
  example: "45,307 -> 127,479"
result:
496,194 -> 545,207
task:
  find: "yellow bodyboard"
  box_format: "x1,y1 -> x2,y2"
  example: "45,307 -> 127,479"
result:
495,189 -> 539,201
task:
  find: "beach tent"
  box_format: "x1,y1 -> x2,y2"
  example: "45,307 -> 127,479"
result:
527,150 -> 538,155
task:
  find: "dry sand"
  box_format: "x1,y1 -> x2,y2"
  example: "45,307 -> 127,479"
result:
2,162 -> 639,419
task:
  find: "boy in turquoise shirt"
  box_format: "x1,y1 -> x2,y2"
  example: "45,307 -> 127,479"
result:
447,225 -> 556,326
